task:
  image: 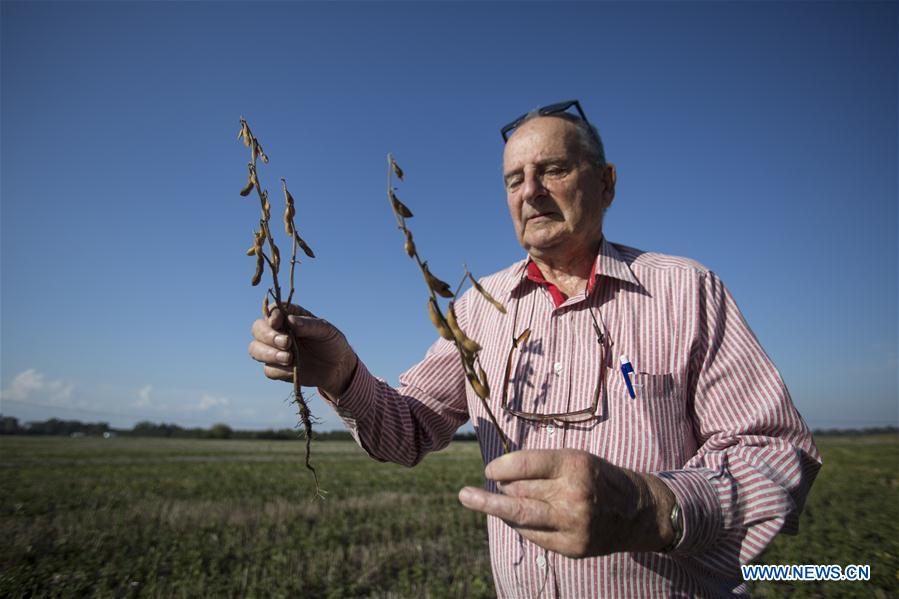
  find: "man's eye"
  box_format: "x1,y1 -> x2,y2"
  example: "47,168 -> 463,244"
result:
506,177 -> 522,190
544,166 -> 567,177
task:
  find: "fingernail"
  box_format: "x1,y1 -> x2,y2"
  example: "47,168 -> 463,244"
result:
274,334 -> 288,348
276,351 -> 291,363
288,315 -> 301,327
458,488 -> 473,504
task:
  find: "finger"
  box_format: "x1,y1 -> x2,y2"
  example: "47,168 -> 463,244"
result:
248,339 -> 292,366
286,315 -> 341,342
515,529 -> 570,557
267,308 -> 284,330
485,450 -> 565,482
252,319 -> 292,350
458,487 -> 556,531
263,363 -> 293,382
497,479 -> 557,501
268,304 -> 317,328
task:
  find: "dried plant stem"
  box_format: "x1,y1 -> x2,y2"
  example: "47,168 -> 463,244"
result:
283,179 -> 299,307
288,238 -> 298,305
386,154 -> 510,454
238,117 -> 323,498
476,388 -> 510,453
452,271 -> 468,303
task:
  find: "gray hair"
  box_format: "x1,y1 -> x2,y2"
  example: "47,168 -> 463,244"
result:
518,111 -> 607,167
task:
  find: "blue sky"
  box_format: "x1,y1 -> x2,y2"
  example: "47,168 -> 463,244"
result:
1,1 -> 896,432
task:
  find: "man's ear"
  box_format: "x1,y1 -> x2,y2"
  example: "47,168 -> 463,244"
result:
603,163 -> 617,206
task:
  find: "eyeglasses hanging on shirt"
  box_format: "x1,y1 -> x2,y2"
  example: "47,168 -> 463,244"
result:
501,270 -> 613,426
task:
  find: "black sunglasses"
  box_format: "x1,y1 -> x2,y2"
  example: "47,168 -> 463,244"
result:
500,99 -> 590,142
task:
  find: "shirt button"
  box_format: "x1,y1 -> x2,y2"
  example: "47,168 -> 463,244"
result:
546,424 -> 555,436
553,361 -> 563,374
536,554 -> 547,568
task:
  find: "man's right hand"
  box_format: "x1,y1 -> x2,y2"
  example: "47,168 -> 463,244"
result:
248,304 -> 359,397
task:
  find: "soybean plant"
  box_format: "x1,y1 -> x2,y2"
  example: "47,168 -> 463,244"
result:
386,154 -> 511,454
237,118 -> 323,498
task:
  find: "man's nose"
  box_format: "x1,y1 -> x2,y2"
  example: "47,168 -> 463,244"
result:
520,170 -> 547,203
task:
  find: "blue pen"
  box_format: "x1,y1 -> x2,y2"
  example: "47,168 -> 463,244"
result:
620,355 -> 636,399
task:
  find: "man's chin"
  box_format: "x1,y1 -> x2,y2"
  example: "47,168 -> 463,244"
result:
522,235 -> 565,256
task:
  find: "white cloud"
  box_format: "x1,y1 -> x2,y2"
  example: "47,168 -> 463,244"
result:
0,369 -> 74,403
196,393 -> 229,411
129,386 -> 229,413
2,369 -> 42,400
134,385 -> 153,408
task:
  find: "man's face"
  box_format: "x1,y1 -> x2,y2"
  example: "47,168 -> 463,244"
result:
502,117 -> 616,261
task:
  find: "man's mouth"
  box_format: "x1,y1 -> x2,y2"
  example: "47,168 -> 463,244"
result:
527,211 -> 556,222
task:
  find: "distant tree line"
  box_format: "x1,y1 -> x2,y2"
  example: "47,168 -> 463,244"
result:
1,416 -> 113,437
810,426 -> 899,437
2,415 -> 894,441
0,415 -> 358,441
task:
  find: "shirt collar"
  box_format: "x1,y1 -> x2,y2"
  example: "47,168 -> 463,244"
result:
594,236 -> 640,287
509,237 -> 640,295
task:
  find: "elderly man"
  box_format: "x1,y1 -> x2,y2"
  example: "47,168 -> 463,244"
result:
249,100 -> 821,597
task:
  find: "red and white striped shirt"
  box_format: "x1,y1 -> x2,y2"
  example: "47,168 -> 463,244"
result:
328,238 -> 821,597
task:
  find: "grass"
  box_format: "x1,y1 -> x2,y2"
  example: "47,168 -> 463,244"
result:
751,434 -> 899,598
1,434 -> 896,597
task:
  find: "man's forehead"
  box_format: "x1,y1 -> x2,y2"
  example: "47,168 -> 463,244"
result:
503,117 -> 579,169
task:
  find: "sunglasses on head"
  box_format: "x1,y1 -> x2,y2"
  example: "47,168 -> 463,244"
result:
500,99 -> 590,142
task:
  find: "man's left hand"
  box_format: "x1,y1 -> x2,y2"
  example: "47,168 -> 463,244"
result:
458,449 -> 675,558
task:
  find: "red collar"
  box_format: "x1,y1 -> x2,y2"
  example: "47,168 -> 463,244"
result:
525,259 -> 599,309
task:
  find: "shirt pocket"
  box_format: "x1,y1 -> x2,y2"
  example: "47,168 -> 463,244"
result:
608,371 -> 687,472
632,372 -> 675,399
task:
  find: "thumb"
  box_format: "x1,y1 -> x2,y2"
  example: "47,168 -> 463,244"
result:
287,314 -> 342,342
268,303 -> 316,330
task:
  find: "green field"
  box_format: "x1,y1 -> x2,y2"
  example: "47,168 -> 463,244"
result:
1,434 -> 896,597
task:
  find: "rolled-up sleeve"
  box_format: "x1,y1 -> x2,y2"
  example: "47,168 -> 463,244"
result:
657,271 -> 822,574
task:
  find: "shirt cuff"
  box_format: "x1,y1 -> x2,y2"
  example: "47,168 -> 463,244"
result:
318,360 -> 377,423
654,468 -> 723,554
